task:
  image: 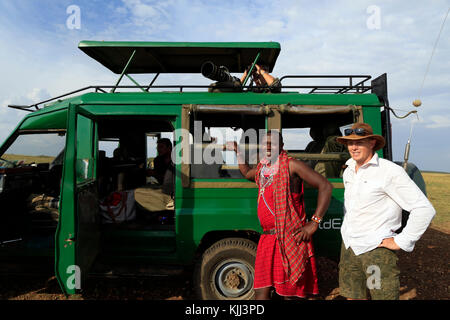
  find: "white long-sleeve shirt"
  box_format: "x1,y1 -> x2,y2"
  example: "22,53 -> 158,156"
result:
341,153 -> 436,256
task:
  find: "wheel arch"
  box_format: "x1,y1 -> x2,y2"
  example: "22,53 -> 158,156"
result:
194,230 -> 260,261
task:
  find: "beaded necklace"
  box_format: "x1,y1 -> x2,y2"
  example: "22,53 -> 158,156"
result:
258,160 -> 279,216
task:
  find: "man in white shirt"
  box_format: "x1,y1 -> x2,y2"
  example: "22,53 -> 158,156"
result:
336,123 -> 435,300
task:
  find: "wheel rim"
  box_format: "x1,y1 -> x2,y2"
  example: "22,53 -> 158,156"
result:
214,260 -> 253,298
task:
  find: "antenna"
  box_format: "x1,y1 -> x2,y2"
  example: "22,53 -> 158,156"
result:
402,7 -> 449,170
416,7 -> 450,103
402,114 -> 419,170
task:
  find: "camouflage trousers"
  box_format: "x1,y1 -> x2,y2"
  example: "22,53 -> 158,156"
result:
339,243 -> 400,300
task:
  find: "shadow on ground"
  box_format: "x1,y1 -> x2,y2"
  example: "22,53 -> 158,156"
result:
0,227 -> 448,300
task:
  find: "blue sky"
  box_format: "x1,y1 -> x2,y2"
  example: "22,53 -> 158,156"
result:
0,0 -> 449,171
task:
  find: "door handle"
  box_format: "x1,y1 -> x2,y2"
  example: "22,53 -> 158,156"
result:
64,234 -> 76,243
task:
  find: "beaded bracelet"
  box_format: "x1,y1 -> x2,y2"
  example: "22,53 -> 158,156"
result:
311,215 -> 322,224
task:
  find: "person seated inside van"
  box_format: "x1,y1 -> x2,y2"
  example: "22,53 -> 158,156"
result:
306,124 -> 348,178
134,138 -> 174,212
146,138 -> 174,189
26,148 -> 64,222
112,134 -> 146,191
304,126 -> 325,169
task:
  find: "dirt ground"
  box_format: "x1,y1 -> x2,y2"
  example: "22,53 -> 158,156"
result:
0,226 -> 448,300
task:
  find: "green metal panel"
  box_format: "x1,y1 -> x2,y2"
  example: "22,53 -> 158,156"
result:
100,230 -> 177,257
55,105 -> 100,295
55,105 -> 78,294
72,92 -> 381,107
363,106 -> 383,134
78,103 -> 181,116
78,41 -> 281,74
362,106 -> 384,158
304,184 -> 345,258
19,109 -> 68,130
176,187 -> 260,263
13,91 -> 381,123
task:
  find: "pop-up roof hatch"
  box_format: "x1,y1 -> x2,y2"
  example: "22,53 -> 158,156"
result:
78,40 -> 281,74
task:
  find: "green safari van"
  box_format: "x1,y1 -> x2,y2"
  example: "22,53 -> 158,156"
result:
0,41 -> 426,299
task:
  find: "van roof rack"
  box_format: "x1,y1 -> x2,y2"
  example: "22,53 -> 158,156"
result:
279,75 -> 372,94
6,74 -> 374,112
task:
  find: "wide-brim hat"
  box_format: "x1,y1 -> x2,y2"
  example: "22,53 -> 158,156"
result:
336,123 -> 385,151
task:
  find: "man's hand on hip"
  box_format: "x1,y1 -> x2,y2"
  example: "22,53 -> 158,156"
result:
293,221 -> 319,244
378,237 -> 401,250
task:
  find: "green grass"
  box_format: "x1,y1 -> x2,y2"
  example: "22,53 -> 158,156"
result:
2,154 -> 55,164
422,172 -> 450,233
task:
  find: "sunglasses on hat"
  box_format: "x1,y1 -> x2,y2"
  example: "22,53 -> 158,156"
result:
344,128 -> 369,136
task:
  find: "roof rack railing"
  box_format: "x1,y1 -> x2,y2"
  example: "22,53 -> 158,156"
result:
7,74 -> 373,112
279,75 -> 372,94
7,86 -> 109,112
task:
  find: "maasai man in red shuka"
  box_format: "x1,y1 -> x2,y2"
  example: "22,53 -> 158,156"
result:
226,130 -> 333,299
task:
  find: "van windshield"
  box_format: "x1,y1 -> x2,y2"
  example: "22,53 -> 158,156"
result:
1,131 -> 66,167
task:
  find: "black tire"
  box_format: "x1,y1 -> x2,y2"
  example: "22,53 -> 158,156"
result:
194,237 -> 257,300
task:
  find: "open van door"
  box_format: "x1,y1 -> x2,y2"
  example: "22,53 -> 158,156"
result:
55,104 -> 100,294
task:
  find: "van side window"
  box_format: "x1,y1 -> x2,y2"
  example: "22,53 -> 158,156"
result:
281,114 -> 352,178
189,112 -> 264,179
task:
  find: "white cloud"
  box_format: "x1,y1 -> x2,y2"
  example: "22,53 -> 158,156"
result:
0,99 -> 13,115
424,115 -> 450,129
118,0 -> 173,32
26,88 -> 51,104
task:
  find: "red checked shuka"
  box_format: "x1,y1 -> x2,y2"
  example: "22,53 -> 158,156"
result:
253,150 -> 318,297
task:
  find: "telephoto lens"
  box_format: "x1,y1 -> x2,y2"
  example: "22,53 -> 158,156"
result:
201,61 -> 233,82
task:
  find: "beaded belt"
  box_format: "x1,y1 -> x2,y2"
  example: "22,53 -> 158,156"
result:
262,228 -> 276,235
